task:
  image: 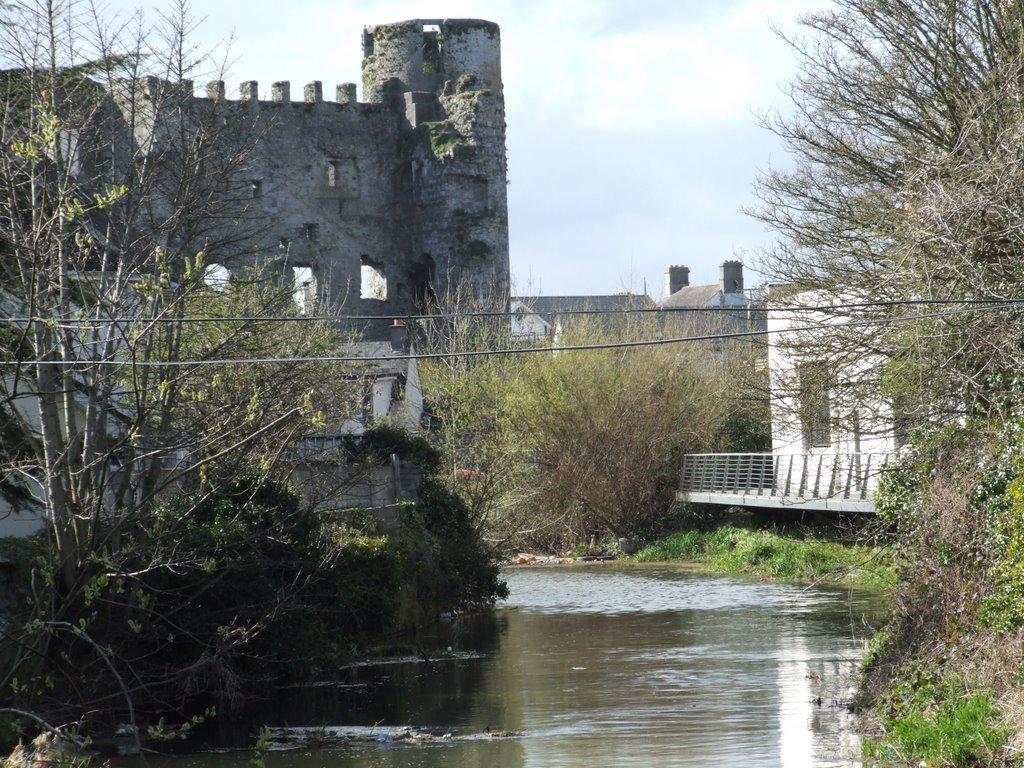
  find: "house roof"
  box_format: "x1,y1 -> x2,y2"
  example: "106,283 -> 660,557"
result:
512,293 -> 655,318
343,341 -> 411,376
658,285 -> 749,309
659,285 -> 721,309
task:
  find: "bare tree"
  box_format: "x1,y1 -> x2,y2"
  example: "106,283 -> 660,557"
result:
0,0 -> 356,730
753,0 -> 1024,424
511,312 -> 742,550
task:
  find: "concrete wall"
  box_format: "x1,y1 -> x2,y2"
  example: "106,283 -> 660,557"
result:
290,455 -> 423,531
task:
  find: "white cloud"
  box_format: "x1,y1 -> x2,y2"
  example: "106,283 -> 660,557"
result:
578,32 -> 758,129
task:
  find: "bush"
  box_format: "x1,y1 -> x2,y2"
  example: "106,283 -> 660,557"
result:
858,421 -> 1024,765
0,422 -> 508,736
865,690 -> 1006,767
633,524 -> 892,586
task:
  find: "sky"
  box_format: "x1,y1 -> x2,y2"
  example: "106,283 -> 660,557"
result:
103,0 -> 826,298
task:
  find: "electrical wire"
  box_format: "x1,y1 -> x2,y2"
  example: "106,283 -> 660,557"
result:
0,301 -> 1013,368
2,298 -> 1024,326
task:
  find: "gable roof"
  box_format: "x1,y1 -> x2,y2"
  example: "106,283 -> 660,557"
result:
659,285 -> 722,309
512,293 -> 655,318
658,285 -> 750,309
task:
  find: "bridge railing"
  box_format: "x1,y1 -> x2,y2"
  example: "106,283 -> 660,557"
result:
679,452 -> 893,506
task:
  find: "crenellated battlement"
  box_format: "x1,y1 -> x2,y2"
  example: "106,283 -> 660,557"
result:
112,76 -> 366,106
204,79 -> 363,105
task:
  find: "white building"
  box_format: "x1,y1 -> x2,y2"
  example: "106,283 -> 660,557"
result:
764,287 -> 901,503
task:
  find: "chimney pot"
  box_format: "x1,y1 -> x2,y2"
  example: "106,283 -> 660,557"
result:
664,265 -> 690,297
720,260 -> 744,294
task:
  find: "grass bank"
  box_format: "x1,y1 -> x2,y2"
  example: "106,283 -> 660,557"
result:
630,522 -> 895,589
853,422 -> 1024,767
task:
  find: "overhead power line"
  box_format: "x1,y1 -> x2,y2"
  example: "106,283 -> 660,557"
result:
0,302 -> 1013,368
2,298 -> 1024,327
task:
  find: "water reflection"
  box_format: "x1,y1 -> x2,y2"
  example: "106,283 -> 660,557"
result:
110,565 -> 883,768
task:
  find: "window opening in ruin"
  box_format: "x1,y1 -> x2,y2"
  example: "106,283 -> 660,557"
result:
251,179 -> 262,198
422,29 -> 441,75
303,222 -> 318,241
408,255 -> 436,309
293,266 -> 316,313
204,263 -> 230,290
59,130 -> 81,176
472,177 -> 489,208
327,158 -> 359,197
360,255 -> 387,301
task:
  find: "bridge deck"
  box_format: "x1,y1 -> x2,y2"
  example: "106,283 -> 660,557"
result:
677,452 -> 891,514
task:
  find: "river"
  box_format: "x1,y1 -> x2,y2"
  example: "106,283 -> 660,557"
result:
110,564 -> 885,768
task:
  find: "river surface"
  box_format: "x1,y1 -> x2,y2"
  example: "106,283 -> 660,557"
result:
111,564 -> 885,768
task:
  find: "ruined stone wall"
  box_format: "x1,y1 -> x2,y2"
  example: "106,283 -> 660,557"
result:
101,18 -> 509,339
362,18 -> 509,299
200,84 -> 408,336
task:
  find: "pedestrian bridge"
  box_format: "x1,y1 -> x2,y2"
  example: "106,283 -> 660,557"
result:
677,452 -> 893,514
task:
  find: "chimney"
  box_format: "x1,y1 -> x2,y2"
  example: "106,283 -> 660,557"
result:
720,260 -> 743,294
663,265 -> 690,298
389,319 -> 407,353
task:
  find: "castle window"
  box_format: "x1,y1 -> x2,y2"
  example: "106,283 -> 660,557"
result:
422,28 -> 441,75
360,255 -> 387,301
251,179 -> 262,198
293,266 -> 316,314
328,158 -> 359,197
472,178 -> 489,209
204,263 -> 230,290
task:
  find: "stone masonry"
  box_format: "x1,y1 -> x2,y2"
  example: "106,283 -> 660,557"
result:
104,19 -> 510,340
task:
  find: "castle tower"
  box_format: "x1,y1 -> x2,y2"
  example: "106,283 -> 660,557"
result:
362,19 -> 510,304
362,19 -> 502,103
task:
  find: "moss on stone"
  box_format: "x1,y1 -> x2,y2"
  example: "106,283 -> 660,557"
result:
417,121 -> 467,161
372,21 -> 419,44
442,20 -> 499,39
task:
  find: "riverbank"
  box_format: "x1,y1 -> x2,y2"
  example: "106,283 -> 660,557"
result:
628,521 -> 896,589
850,424 -> 1024,767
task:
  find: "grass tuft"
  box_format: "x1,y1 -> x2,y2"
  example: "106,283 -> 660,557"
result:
632,524 -> 894,587
864,691 -> 1006,767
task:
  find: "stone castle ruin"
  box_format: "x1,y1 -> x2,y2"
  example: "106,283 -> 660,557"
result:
101,19 -> 509,339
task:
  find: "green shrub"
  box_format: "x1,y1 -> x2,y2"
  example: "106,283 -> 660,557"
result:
865,691 -> 1006,767
633,530 -> 708,561
980,484 -> 1024,630
633,524 -> 893,586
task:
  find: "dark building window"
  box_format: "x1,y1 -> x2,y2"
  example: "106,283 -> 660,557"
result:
799,363 -> 832,449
